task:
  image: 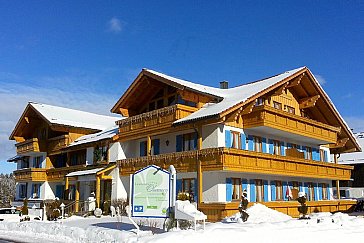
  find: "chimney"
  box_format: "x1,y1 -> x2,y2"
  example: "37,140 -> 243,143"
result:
220,80 -> 229,89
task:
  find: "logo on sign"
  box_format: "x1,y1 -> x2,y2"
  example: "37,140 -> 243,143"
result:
134,205 -> 144,212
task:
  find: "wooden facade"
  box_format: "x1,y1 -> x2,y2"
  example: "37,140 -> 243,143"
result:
15,138 -> 40,154
14,168 -> 47,182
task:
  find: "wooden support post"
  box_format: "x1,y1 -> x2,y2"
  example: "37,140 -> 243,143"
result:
96,175 -> 101,208
197,126 -> 203,207
147,136 -> 152,156
75,181 -> 80,213
334,154 -> 341,199
65,177 -> 69,200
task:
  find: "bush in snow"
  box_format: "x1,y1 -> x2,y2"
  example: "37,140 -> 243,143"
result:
21,198 -> 28,216
111,198 -> 128,216
103,193 -> 110,215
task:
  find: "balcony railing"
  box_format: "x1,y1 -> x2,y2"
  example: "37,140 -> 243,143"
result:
116,104 -> 198,140
48,135 -> 70,154
46,165 -> 86,182
243,105 -> 340,144
117,148 -> 352,180
14,168 -> 47,182
15,138 -> 40,154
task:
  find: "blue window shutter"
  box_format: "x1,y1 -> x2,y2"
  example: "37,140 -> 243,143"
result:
38,184 -> 41,198
283,181 -> 288,201
31,184 -> 34,197
153,139 -> 160,155
176,179 -> 182,196
193,179 -> 198,202
263,180 -> 269,201
248,135 -> 254,151
250,179 -> 256,202
240,133 -> 246,150
314,183 -> 319,201
280,142 -> 285,156
56,185 -> 63,198
226,178 -> 232,202
176,135 -> 183,152
287,143 -> 292,149
225,130 -> 232,148
324,150 -> 329,162
268,139 -> 274,154
139,142 -> 146,156
327,184 -> 331,200
193,132 -> 198,150
318,184 -> 323,200
242,179 -> 248,192
299,183 -> 304,193
313,148 -> 319,161
297,145 -> 301,151
262,138 -> 267,153
271,181 -> 276,201
302,146 -> 307,159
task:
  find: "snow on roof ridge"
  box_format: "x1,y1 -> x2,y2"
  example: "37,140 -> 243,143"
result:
30,102 -> 120,131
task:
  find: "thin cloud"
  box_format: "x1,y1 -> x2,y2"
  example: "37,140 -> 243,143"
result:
107,17 -> 123,33
344,116 -> 364,134
315,74 -> 326,85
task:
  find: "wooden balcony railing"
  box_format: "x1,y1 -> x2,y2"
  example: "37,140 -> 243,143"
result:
14,168 -> 47,182
15,138 -> 40,154
46,165 -> 86,182
116,104 -> 198,140
47,135 -> 70,154
118,148 -> 352,180
243,105 -> 340,143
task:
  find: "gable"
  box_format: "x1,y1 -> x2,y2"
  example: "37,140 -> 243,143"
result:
111,69 -> 221,117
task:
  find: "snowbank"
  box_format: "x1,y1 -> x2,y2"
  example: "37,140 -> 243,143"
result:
223,203 -> 291,223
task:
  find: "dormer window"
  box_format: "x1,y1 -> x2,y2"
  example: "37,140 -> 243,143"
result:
273,101 -> 282,110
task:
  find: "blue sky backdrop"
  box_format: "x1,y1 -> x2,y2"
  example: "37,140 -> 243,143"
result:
0,1 -> 363,173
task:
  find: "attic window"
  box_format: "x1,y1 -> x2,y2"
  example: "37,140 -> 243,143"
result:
273,101 -> 282,110
255,98 -> 265,106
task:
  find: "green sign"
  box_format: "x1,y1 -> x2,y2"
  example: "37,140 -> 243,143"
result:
131,165 -> 170,218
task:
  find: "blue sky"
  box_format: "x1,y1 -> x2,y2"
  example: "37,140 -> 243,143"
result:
0,1 -> 363,174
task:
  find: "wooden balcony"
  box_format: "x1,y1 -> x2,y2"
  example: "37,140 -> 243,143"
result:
243,105 -> 340,144
116,104 -> 198,140
46,165 -> 86,182
118,148 -> 352,180
48,135 -> 70,154
15,138 -> 40,154
14,168 -> 47,182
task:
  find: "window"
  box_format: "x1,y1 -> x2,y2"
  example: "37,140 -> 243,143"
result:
322,183 -> 328,200
69,150 -> 86,166
19,184 -> 27,198
307,183 -> 315,201
306,147 -> 312,160
183,133 -> 197,151
32,184 -> 40,198
94,146 -> 108,162
275,181 -> 283,201
33,156 -> 43,168
255,179 -> 264,202
255,97 -> 265,106
21,157 -> 29,169
232,178 -> 242,200
286,106 -> 295,114
232,132 -> 241,149
273,101 -> 282,110
320,149 -> 327,162
140,141 -> 147,156
273,140 -> 281,155
182,178 -> 196,202
253,136 -> 262,152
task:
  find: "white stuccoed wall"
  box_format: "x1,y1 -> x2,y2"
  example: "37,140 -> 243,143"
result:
203,171 -> 226,202
110,167 -> 127,200
109,142 -> 126,162
43,181 -> 55,200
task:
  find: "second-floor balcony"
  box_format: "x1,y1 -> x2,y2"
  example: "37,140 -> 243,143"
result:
46,165 -> 86,182
116,104 -> 198,140
47,135 -> 70,154
243,105 -> 340,144
117,148 -> 352,180
14,168 -> 47,182
15,138 -> 40,155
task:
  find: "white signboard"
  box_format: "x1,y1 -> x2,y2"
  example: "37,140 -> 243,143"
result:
131,165 -> 170,218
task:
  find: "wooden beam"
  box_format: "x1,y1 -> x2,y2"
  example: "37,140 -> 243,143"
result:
75,181 -> 80,213
241,102 -> 255,115
147,136 -> 152,156
299,95 -> 320,109
119,108 -> 129,117
24,116 -> 30,124
287,73 -> 305,88
329,138 -> 349,149
272,83 -> 288,96
96,175 -> 101,208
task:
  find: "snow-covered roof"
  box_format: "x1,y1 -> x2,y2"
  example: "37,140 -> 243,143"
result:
68,126 -> 119,147
174,67 -> 305,124
30,102 -> 119,131
339,133 -> 364,164
66,167 -> 105,177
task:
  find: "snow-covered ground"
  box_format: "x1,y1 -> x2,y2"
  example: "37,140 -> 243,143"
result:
0,204 -> 363,243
